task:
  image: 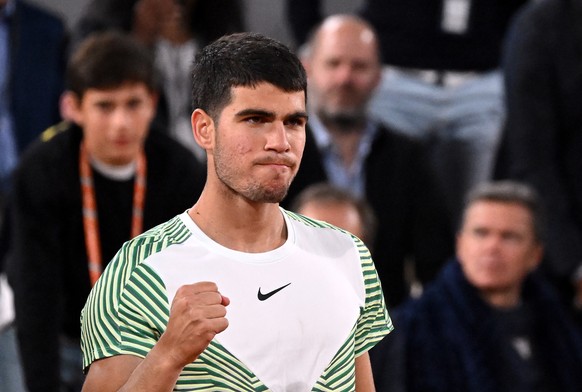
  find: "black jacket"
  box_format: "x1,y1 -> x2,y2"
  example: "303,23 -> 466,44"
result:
7,123 -> 205,392
371,260 -> 582,392
284,124 -> 454,307
496,0 -> 582,284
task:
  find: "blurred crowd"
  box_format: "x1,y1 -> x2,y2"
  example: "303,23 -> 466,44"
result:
1,0 -> 582,391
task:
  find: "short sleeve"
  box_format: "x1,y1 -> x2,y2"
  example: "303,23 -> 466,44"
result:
80,235 -> 172,370
354,240 -> 393,356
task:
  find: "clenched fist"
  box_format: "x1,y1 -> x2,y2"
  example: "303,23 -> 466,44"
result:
157,281 -> 230,368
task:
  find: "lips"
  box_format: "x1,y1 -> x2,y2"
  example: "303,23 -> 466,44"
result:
111,139 -> 134,148
255,157 -> 295,168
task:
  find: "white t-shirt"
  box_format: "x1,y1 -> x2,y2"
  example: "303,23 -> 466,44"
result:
81,209 -> 392,391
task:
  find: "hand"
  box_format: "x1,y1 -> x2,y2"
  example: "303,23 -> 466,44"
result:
157,282 -> 230,368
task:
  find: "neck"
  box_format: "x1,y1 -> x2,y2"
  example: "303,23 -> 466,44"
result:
89,156 -> 137,181
188,187 -> 287,253
480,286 -> 523,309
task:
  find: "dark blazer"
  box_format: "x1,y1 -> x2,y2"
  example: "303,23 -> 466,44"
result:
496,0 -> 582,287
371,260 -> 582,392
7,123 -> 206,391
9,0 -> 66,153
284,124 -> 454,307
1,0 -> 66,272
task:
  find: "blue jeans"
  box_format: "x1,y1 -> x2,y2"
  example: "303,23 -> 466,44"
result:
0,325 -> 27,392
368,68 -> 505,226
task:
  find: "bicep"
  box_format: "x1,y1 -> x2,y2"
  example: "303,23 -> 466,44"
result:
82,355 -> 143,392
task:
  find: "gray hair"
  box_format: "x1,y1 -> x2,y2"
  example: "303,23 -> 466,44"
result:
461,180 -> 546,242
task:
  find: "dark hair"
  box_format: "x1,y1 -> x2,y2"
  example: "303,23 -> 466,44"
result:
291,182 -> 378,248
66,31 -> 157,98
191,32 -> 307,120
462,180 -> 546,243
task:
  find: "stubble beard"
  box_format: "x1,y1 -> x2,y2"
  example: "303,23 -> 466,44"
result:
316,93 -> 367,133
214,147 -> 293,204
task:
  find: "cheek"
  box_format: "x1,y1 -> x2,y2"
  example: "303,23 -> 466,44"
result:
357,76 -> 378,94
290,132 -> 306,152
456,237 -> 472,260
82,122 -> 106,146
235,142 -> 253,155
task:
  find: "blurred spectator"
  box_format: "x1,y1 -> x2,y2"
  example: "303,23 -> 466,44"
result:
291,182 -> 377,249
371,181 -> 582,392
287,0 -> 529,225
283,14 -> 454,307
495,0 -> 582,322
1,0 -> 67,390
72,0 -> 245,160
6,31 -> 205,392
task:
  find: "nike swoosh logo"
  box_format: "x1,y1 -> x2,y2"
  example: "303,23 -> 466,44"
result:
257,282 -> 291,301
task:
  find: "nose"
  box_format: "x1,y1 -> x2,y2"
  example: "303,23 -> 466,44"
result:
111,108 -> 132,131
483,234 -> 503,253
335,64 -> 354,85
265,122 -> 291,152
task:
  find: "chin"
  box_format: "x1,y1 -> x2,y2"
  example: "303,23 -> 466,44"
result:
256,185 -> 289,204
107,155 -> 135,166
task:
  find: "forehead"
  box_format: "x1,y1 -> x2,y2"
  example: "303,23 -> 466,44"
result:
224,83 -> 306,113
314,22 -> 378,62
81,82 -> 152,101
300,200 -> 363,233
463,201 -> 534,231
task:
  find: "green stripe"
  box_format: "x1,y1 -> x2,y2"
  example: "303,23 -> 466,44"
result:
82,211 -> 393,389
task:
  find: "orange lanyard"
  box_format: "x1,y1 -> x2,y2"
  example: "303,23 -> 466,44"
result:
79,144 -> 147,286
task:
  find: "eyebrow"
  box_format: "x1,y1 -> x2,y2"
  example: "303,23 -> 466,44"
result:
235,108 -> 309,121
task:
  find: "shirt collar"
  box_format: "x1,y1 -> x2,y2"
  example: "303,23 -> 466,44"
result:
308,114 -> 333,150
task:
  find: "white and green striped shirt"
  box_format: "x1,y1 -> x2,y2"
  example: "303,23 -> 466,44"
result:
81,209 -> 392,391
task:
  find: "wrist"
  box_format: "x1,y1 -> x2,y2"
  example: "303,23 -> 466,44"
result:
146,342 -> 188,377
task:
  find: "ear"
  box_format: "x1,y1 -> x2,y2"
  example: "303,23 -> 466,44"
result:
455,232 -> 465,263
191,108 -> 214,151
301,57 -> 311,76
148,91 -> 160,113
528,243 -> 544,272
60,91 -> 82,124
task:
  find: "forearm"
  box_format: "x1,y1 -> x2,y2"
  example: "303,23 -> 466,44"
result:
355,352 -> 376,392
83,283 -> 229,391
118,348 -> 183,392
83,348 -> 185,392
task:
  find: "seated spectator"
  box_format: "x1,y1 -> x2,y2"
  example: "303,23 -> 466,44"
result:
284,14 -> 454,307
371,181 -> 582,392
287,0 -> 529,225
6,31 -> 205,392
291,182 -> 377,249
